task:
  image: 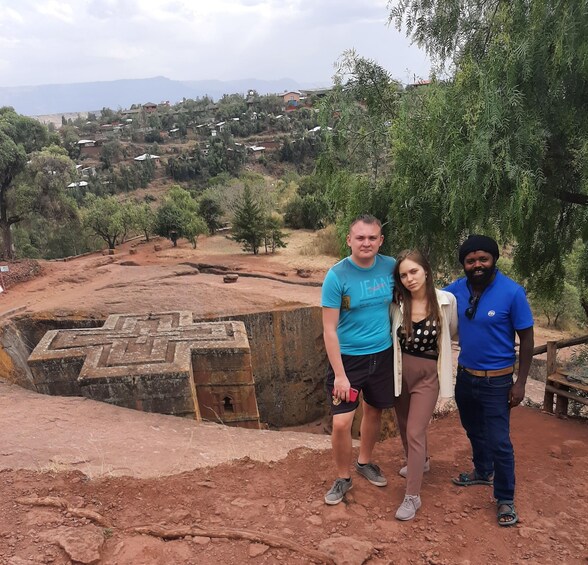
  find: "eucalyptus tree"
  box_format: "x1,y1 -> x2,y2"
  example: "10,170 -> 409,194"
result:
387,0 -> 588,295
0,107 -> 53,257
16,145 -> 77,221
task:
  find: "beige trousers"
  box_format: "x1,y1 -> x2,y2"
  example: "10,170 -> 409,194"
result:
394,353 -> 439,495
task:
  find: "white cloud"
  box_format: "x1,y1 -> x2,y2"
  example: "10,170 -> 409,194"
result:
35,0 -> 75,23
0,0 -> 430,87
0,6 -> 25,24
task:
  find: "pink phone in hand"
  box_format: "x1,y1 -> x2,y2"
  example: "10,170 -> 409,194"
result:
333,387 -> 359,402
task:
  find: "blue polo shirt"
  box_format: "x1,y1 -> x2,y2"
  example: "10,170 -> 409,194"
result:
321,254 -> 395,355
445,270 -> 533,370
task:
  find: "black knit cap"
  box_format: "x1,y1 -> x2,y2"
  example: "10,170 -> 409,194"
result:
458,235 -> 499,265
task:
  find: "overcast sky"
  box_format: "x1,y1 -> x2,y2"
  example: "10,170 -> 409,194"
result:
0,0 -> 430,88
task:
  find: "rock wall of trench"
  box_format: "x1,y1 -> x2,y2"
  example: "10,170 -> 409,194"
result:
198,306 -> 329,427
0,314 -> 103,390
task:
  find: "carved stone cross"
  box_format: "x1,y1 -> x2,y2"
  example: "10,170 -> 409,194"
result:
28,312 -> 260,428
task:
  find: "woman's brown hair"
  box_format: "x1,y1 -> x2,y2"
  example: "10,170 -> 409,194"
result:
393,249 -> 441,338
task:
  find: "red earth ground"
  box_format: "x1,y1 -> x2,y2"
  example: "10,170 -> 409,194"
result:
0,232 -> 586,565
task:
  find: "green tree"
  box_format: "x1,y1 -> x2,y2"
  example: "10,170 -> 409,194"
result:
59,125 -> 81,160
530,282 -> 582,328
257,94 -> 284,115
283,194 -> 305,229
262,214 -> 287,254
100,140 -> 123,170
11,144 -> 80,259
564,239 -> 588,319
312,53 -> 402,252
82,195 -> 123,250
231,186 -> 265,254
118,201 -> 138,243
135,203 -> 157,242
145,130 -> 163,143
13,209 -> 94,260
184,216 -> 208,249
216,93 -> 247,121
388,0 -> 588,293
322,50 -> 401,187
155,185 -> 206,246
0,107 -> 52,258
16,145 -> 77,218
99,107 -> 121,124
283,193 -> 330,230
198,196 -> 224,234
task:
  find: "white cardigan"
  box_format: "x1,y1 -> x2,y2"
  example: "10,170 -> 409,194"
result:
390,289 -> 458,399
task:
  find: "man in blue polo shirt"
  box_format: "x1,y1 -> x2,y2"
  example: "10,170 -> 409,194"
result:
321,214 -> 396,505
445,235 -> 534,526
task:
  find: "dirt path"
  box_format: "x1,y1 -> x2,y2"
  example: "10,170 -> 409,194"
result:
1,392 -> 586,564
0,380 -> 334,479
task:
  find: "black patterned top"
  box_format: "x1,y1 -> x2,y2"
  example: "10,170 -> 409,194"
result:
397,317 -> 439,359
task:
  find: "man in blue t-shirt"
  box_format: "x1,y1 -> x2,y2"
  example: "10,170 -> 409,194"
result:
445,235 -> 534,527
321,214 -> 396,505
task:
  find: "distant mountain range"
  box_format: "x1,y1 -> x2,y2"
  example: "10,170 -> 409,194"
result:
0,76 -> 324,117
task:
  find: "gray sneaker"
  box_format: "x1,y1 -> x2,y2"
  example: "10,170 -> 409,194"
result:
324,478 -> 353,505
399,458 -> 430,478
355,461 -> 387,486
395,494 -> 422,521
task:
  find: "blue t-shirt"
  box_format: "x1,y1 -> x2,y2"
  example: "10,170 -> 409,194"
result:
444,270 -> 534,370
321,254 -> 396,355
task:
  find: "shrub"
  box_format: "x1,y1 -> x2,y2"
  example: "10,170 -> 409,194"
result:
300,224 -> 340,257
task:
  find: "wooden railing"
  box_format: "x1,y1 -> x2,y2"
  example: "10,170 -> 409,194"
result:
533,335 -> 588,361
536,335 -> 588,415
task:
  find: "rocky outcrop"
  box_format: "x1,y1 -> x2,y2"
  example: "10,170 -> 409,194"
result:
0,321 -> 36,389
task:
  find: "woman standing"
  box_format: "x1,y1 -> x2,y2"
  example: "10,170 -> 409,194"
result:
391,249 -> 457,520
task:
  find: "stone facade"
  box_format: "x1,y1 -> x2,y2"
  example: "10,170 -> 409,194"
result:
27,312 -> 260,429
201,307 -> 329,427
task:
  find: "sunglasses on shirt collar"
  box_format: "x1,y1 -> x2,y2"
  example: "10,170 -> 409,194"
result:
465,295 -> 480,320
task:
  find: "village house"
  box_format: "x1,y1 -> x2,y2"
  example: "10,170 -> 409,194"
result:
122,108 -> 141,120
282,91 -> 302,111
247,145 -> 266,160
134,153 -> 161,167
78,139 -> 104,159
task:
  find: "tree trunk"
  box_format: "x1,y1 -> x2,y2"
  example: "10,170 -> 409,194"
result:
0,183 -> 15,260
0,219 -> 13,260
581,297 -> 588,320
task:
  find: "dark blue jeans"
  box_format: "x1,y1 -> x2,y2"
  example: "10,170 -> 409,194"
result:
455,369 -> 515,502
